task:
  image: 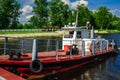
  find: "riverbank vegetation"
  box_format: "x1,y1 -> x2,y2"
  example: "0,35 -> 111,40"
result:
0,0 -> 120,31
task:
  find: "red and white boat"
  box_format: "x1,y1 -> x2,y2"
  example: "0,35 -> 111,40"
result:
0,23 -> 117,79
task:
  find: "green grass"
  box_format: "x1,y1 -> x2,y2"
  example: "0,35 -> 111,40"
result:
0,29 -> 120,35
95,29 -> 120,34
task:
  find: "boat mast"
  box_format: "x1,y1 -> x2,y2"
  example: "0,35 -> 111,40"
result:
76,0 -> 88,27
75,6 -> 79,27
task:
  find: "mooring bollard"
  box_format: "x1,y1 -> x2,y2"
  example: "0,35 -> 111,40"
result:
4,37 -> 8,54
56,40 -> 59,61
32,39 -> 38,61
82,40 -> 85,57
92,40 -> 95,55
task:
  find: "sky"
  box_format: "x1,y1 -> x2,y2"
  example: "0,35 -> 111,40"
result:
17,0 -> 120,24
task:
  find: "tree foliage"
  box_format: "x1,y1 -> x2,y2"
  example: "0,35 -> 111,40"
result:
0,0 -> 21,29
48,0 -> 69,28
94,6 -> 113,30
77,5 -> 95,27
0,0 -> 120,30
29,0 -> 48,28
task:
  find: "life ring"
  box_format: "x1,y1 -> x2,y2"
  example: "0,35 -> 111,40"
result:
30,60 -> 43,73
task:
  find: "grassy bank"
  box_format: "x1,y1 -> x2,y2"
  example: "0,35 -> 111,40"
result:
95,29 -> 120,34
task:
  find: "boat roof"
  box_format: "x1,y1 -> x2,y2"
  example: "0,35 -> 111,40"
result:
62,26 -> 87,31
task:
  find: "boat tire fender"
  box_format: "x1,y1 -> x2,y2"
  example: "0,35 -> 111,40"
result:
30,60 -> 43,74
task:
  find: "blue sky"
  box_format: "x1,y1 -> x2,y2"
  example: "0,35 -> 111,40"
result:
17,0 -> 120,24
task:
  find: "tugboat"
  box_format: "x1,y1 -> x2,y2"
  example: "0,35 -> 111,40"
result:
0,22 -> 117,79
0,0 -> 117,79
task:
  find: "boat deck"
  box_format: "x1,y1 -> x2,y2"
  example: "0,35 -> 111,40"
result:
0,46 -> 115,79
0,47 -> 112,66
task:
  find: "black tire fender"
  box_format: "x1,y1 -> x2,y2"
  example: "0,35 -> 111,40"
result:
30,60 -> 43,73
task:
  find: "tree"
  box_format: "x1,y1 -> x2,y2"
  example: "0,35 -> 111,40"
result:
94,6 -> 112,30
111,16 -> 120,29
0,0 -> 21,29
29,0 -> 48,28
49,0 -> 69,28
77,5 -> 94,27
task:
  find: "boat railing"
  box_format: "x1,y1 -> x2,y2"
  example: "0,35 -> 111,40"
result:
32,39 -> 116,61
0,37 -> 117,61
0,36 -> 25,55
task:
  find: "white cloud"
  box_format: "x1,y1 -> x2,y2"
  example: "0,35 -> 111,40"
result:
61,0 -> 70,4
19,5 -> 33,24
26,15 -> 34,20
110,9 -> 120,15
70,1 -> 79,9
22,5 -> 33,14
61,0 -> 88,9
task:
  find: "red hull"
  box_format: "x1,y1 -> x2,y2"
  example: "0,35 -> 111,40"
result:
0,47 -> 116,79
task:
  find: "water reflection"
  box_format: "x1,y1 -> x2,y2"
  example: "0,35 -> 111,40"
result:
41,54 -> 120,80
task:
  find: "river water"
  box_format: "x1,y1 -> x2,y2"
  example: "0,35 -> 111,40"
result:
0,34 -> 120,80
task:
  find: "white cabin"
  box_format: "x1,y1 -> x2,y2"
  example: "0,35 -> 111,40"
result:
62,24 -> 107,53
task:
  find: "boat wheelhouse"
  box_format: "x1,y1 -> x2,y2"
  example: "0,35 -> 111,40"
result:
62,23 -> 108,55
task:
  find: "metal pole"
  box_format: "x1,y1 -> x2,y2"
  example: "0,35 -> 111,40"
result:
112,40 -> 115,50
92,40 -> 95,55
46,39 -> 51,52
70,40 -> 72,59
21,39 -> 24,54
91,26 -> 94,39
4,37 -> 8,54
56,40 -> 59,61
106,40 -> 109,52
100,40 -> 103,53
32,39 -> 38,61
82,40 -> 85,57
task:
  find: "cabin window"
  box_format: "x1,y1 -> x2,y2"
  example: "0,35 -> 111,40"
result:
76,31 -> 81,38
64,31 -> 74,38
